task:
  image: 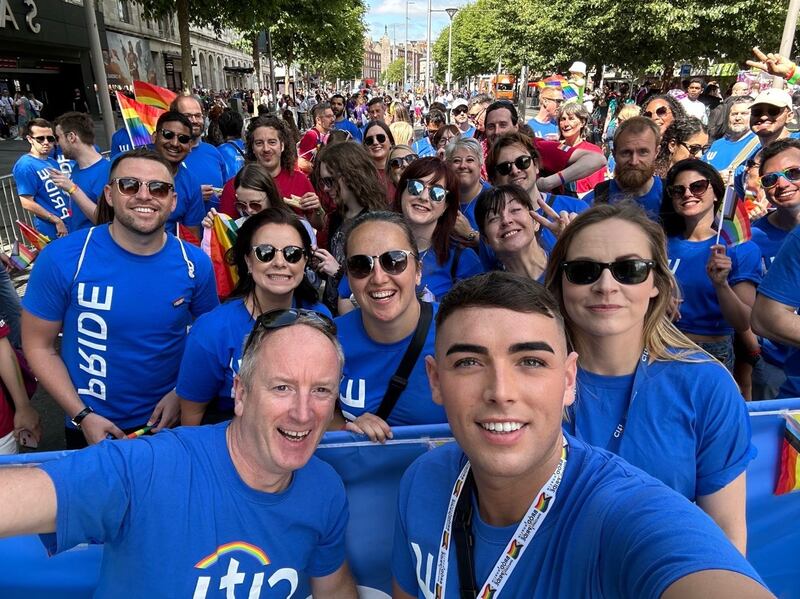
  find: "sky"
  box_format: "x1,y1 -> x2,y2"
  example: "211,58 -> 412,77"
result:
365,0 -> 469,45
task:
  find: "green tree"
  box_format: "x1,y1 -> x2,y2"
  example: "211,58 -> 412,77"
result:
382,59 -> 406,86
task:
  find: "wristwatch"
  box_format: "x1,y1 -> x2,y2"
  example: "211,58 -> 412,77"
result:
71,406 -> 94,429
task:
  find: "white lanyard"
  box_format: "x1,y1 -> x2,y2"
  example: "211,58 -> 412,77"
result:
434,437 -> 568,598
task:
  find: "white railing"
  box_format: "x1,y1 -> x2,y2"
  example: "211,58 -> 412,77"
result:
0,174 -> 36,253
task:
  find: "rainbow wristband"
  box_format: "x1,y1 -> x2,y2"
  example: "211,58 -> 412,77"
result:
66,184 -> 77,195
788,65 -> 800,85
557,172 -> 566,186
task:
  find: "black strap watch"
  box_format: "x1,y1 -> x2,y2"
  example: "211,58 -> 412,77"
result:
71,406 -> 94,429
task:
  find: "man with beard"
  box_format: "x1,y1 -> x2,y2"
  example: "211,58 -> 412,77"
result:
21,148 -> 217,448
704,96 -> 759,182
583,116 -> 663,218
330,93 -> 362,142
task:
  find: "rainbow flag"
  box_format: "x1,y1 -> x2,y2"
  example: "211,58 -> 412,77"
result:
116,92 -> 163,149
206,214 -> 240,298
536,74 -> 568,89
177,224 -> 201,247
713,186 -> 751,246
133,80 -> 177,110
775,413 -> 800,495
16,220 -> 51,251
563,82 -> 579,101
1,241 -> 38,272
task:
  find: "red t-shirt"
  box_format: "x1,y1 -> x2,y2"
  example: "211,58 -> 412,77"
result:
533,139 -> 577,176
298,129 -> 326,165
0,320 -> 13,438
220,168 -> 316,219
571,140 -> 607,195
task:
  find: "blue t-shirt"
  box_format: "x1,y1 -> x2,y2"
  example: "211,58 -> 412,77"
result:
21,225 -> 219,428
527,117 -> 559,140
569,357 -> 754,500
12,154 -> 71,238
217,139 -> 246,181
667,236 -> 762,336
41,423 -> 348,597
109,127 -> 132,159
419,246 -> 483,301
462,180 -> 492,230
336,304 -> 446,426
184,141 -> 226,211
70,157 -> 111,231
333,118 -> 363,142
170,163 -> 207,233
752,216 -> 791,367
463,125 -> 476,138
539,193 -> 589,252
412,136 -> 435,158
392,437 -> 763,598
757,225 -> 800,397
584,176 -> 663,219
703,132 -> 759,172
177,297 -> 331,412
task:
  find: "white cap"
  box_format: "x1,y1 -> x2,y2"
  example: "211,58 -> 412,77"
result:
749,88 -> 792,110
451,98 -> 468,110
569,61 -> 587,75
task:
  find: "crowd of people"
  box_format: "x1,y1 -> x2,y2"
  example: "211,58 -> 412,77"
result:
0,46 -> 797,597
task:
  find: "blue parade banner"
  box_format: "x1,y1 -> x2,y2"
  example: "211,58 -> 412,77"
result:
0,400 -> 797,598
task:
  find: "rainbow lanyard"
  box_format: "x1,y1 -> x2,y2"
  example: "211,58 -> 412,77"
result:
433,437 -> 568,599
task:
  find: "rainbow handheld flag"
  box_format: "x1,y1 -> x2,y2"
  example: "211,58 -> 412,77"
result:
16,220 -> 51,251
205,214 -> 240,298
1,241 -> 38,272
713,186 -> 751,246
775,412 -> 800,495
133,80 -> 177,110
116,92 -> 164,149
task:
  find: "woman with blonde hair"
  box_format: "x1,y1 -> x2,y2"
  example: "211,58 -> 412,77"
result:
389,120 -> 414,146
545,201 -> 754,554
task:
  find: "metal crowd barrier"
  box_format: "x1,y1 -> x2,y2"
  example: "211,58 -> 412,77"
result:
0,174 -> 35,254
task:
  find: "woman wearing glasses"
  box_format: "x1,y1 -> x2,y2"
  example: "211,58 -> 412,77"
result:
660,159 -> 762,370
362,120 -> 396,203
545,202 -> 754,553
385,145 -> 418,186
642,93 -> 687,135
654,116 -> 709,177
445,137 -> 490,247
178,208 -> 330,426
335,211 -> 446,442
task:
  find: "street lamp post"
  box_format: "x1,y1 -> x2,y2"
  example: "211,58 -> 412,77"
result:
445,8 -> 457,91
425,0 -> 432,100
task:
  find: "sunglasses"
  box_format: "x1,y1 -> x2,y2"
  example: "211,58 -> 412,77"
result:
666,179 -> 711,199
751,105 -> 785,119
111,177 -> 174,199
159,129 -> 193,144
643,106 -> 670,119
760,166 -> 800,189
31,135 -> 56,143
243,308 -> 336,354
389,154 -> 418,170
680,142 -> 711,156
235,200 -> 266,214
346,249 -> 415,279
544,97 -> 564,105
364,133 -> 387,146
452,107 -> 468,116
495,155 -> 533,176
252,244 -> 306,264
406,178 -> 447,203
562,259 -> 656,285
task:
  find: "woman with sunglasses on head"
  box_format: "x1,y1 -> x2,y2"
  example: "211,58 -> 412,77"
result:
661,159 -> 762,371
445,137 -> 490,247
363,120 -> 397,203
385,144 -> 418,186
178,208 -> 330,426
335,211 -> 446,443
545,202 -> 754,553
642,93 -> 687,135
654,116 -> 709,177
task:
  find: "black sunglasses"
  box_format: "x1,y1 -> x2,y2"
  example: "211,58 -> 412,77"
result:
496,155 -> 532,176
760,167 -> 800,189
347,249 -> 415,279
680,142 -> 711,156
389,154 -> 418,169
364,133 -> 387,146
751,105 -> 785,119
452,107 -> 467,116
667,179 -> 711,199
111,177 -> 174,199
562,259 -> 656,285
243,308 -> 336,354
159,129 -> 193,144
406,178 -> 447,203
31,135 -> 56,143
252,244 -> 306,264
643,106 -> 670,119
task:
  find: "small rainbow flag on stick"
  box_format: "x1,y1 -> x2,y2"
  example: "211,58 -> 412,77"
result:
203,214 -> 240,298
1,241 -> 38,272
116,92 -> 164,149
713,186 -> 751,246
775,412 -> 800,495
133,80 -> 177,110
16,220 -> 51,251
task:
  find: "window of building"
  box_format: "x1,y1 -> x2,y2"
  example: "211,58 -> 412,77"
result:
117,0 -> 131,23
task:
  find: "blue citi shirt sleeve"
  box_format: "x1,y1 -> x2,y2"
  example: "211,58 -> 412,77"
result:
306,468 -> 349,577
758,226 -> 800,306
727,240 -> 762,288
176,310 -> 230,404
